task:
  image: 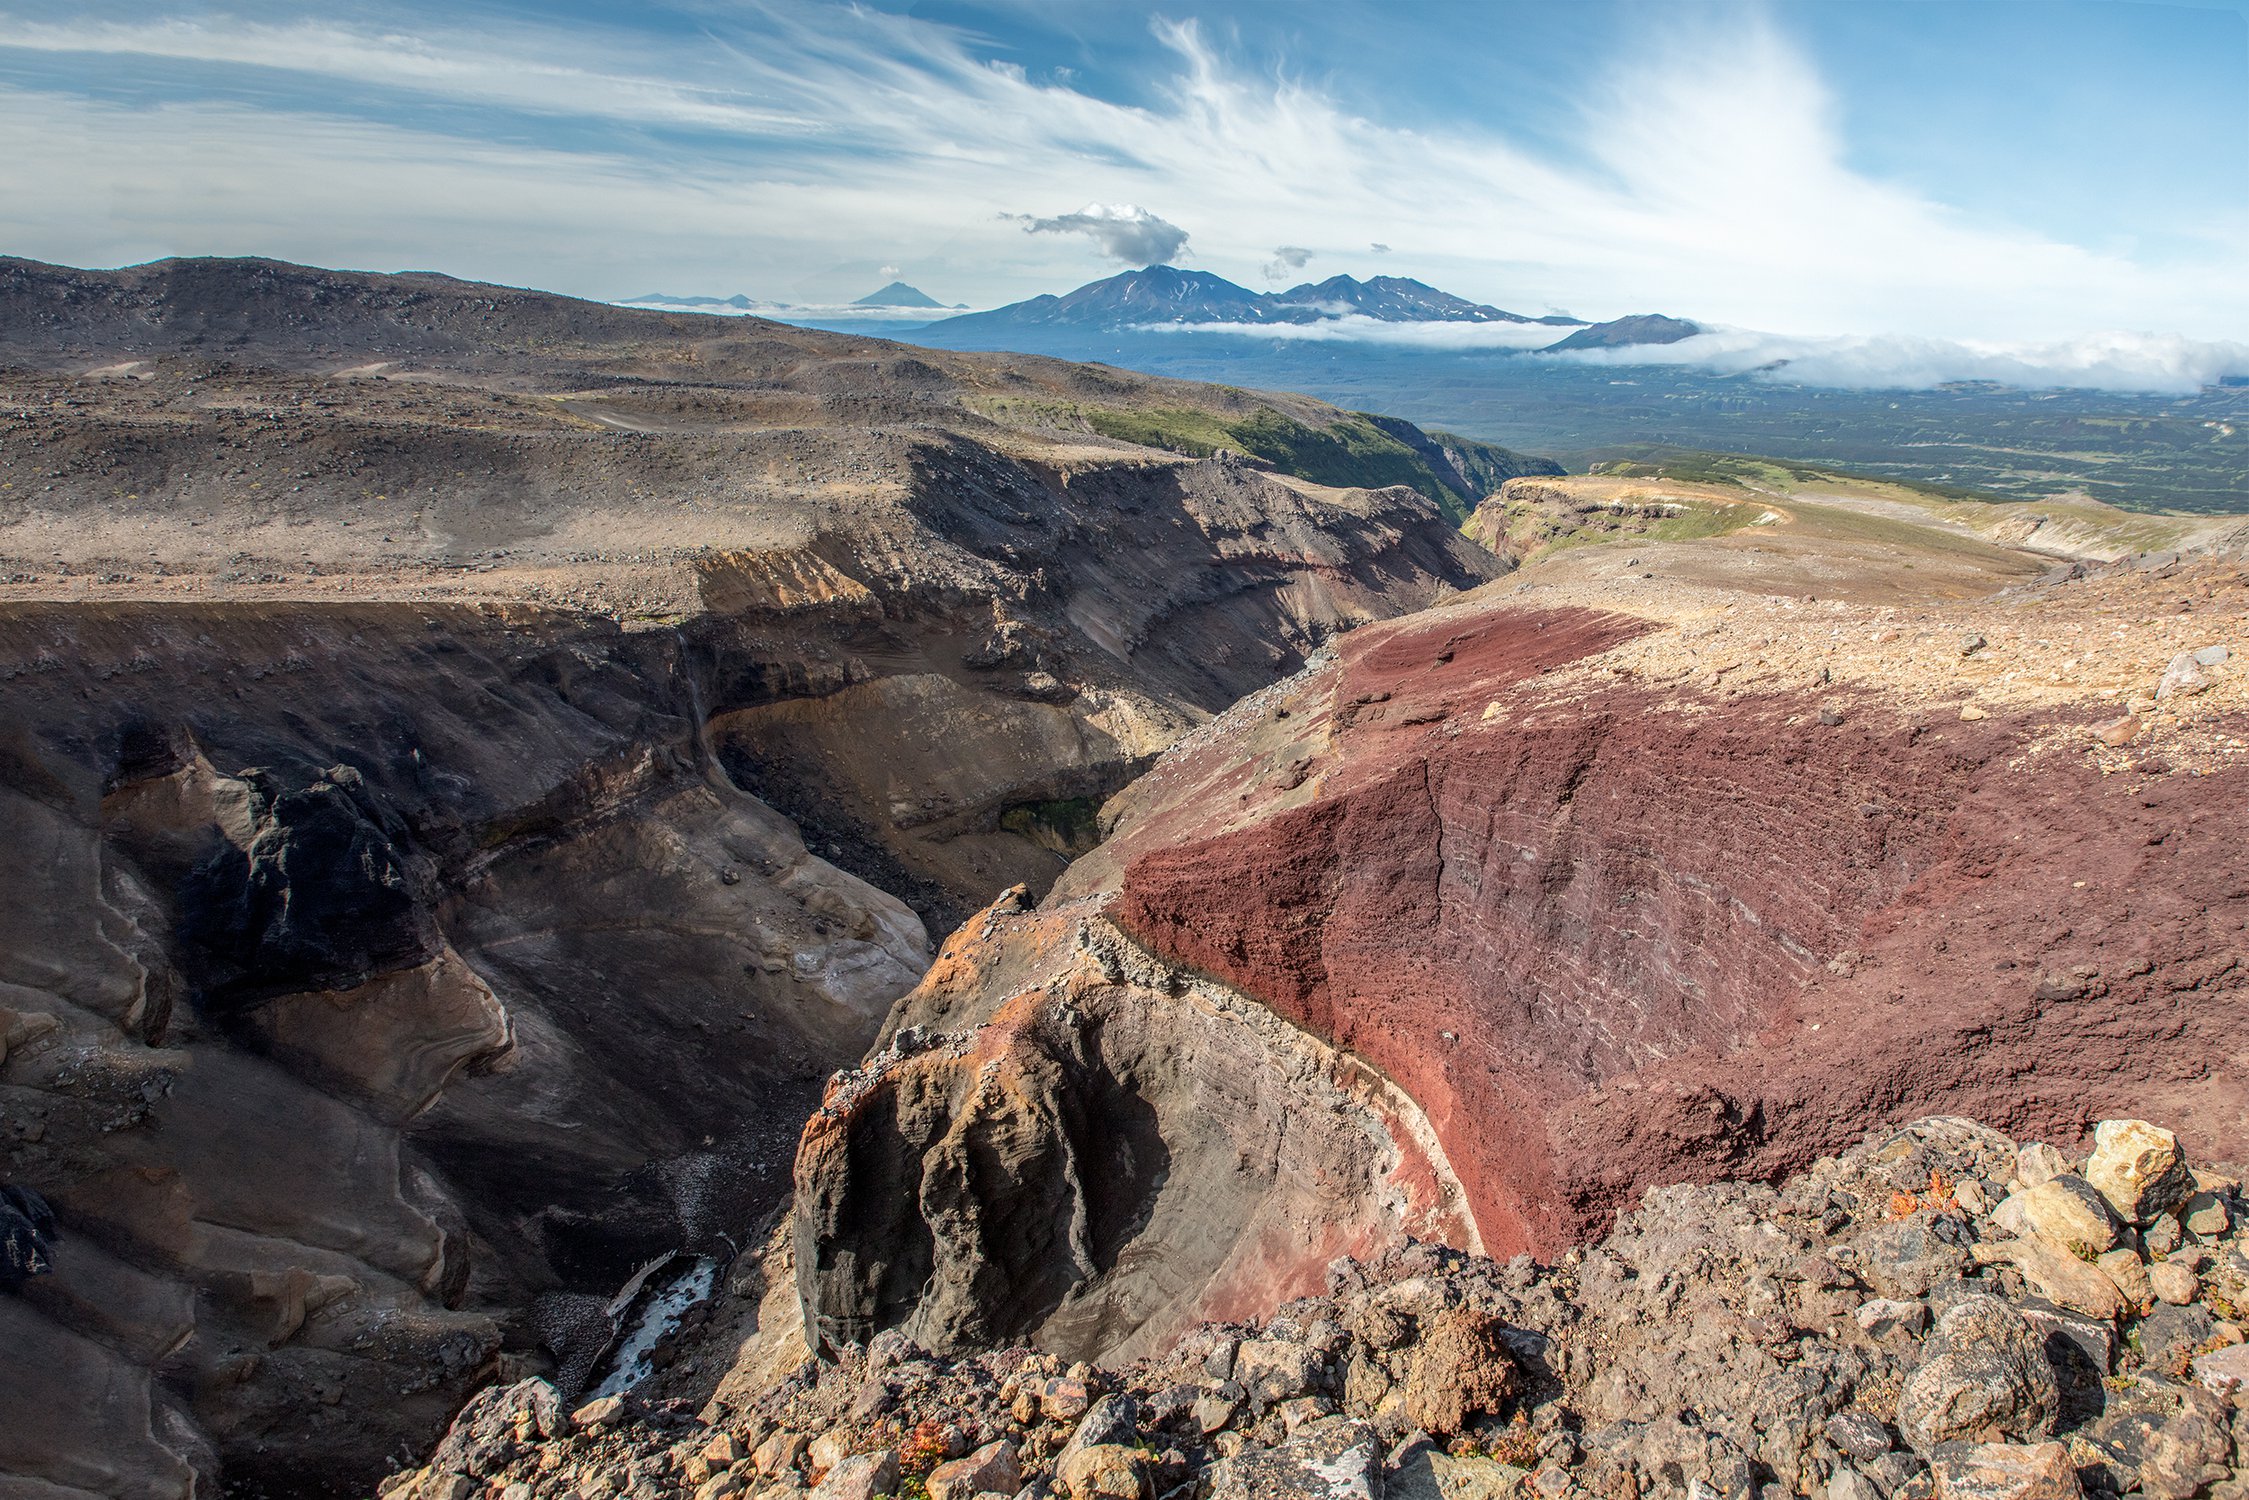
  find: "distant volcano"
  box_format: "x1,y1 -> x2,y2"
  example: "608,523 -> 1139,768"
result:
923,265 -> 1576,335
1542,313 -> 1702,351
853,281 -> 946,309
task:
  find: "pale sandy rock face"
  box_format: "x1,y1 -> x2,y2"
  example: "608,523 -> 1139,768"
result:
1990,1177 -> 2121,1255
2086,1119 -> 2197,1225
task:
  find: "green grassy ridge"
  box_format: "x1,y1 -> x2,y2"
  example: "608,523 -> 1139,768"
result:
962,388 -> 1557,523
1468,486 -> 1762,563
1581,446 -> 2014,505
1078,404 -> 1544,524
1576,444 -> 2201,557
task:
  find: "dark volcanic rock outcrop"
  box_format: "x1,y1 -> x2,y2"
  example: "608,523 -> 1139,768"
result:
789,896 -> 1474,1367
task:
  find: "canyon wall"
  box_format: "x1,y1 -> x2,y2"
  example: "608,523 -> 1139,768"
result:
0,260 -> 1509,1499
0,604 -> 927,1498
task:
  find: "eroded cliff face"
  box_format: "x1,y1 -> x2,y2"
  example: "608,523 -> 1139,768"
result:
0,554 -> 1490,1495
789,894 -> 1476,1369
690,449 -> 1501,924
770,529 -> 2249,1371
0,606 -> 929,1498
1105,546 -> 2249,1245
1108,600 -> 2249,1257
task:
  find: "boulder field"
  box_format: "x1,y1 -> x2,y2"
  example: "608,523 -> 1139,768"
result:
392,1114 -> 2249,1500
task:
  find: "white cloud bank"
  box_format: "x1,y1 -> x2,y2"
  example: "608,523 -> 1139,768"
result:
1145,316 -> 2249,392
1140,316 -> 1568,350
618,298 -> 976,323
1550,327 -> 2249,395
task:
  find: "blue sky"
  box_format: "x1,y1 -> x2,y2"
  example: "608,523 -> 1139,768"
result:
1,0 -> 2246,340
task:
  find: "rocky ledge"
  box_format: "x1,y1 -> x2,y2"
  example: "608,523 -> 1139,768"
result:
388,1114 -> 2248,1500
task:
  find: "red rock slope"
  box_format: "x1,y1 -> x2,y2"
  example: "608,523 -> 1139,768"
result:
1102,564 -> 2249,1260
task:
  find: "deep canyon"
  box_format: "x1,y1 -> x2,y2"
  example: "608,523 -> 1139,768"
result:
1,259 -> 2245,1500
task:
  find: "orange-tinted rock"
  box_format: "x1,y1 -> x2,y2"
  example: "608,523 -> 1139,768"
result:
789,901 -> 1476,1361
2093,715 -> 2143,747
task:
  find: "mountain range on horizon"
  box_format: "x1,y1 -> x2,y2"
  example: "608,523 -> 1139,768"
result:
917,265 -> 1701,351
619,290 -> 760,309
620,279 -> 963,313
924,265 -> 1566,333
618,266 -> 1702,351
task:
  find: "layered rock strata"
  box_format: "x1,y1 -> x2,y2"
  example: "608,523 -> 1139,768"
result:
0,605 -> 928,1498
0,261 -> 1511,1498
790,894 -> 1477,1366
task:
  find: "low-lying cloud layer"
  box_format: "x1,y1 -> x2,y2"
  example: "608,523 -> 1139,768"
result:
1007,203 -> 1189,266
1553,327 -> 2249,395
1144,317 -> 2249,392
618,297 -> 976,323
1142,316 -> 1565,350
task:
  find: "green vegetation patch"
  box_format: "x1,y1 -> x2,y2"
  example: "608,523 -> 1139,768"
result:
1000,796 -> 1105,859
1083,404 -> 1481,521
1474,491 -> 1760,564
1588,447 -> 2011,504
964,386 -> 1561,524
966,389 -> 1557,524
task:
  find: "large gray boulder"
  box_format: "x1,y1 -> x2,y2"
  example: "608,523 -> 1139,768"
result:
1896,1297 -> 2058,1451
1205,1418 -> 1382,1499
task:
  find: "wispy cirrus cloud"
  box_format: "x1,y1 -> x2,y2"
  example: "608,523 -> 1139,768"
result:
0,3 -> 2242,342
0,13 -> 822,133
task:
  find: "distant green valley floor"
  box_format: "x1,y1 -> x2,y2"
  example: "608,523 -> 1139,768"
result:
901,327 -> 2249,514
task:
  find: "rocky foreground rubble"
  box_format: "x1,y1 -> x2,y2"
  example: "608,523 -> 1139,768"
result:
387,1117 -> 2249,1500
